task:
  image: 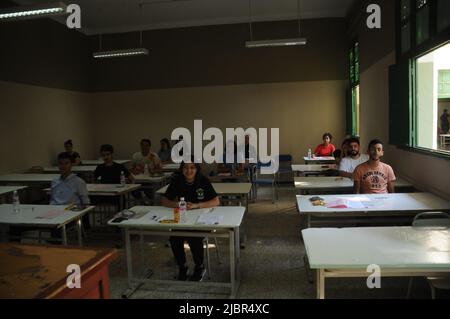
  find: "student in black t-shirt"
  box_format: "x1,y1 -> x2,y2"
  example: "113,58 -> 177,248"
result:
94,144 -> 134,184
162,160 -> 220,281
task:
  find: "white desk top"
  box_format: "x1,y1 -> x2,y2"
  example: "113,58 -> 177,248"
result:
156,183 -> 252,195
80,159 -> 131,166
294,177 -> 413,190
297,193 -> 450,214
43,166 -> 96,173
44,184 -> 142,196
0,204 -> 94,227
108,206 -> 245,230
292,164 -> 337,172
304,156 -> 335,162
0,186 -> 28,196
295,177 -> 353,189
133,172 -> 172,183
0,174 -> 59,183
302,226 -> 450,269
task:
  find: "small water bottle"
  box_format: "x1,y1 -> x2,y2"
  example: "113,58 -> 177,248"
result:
12,190 -> 20,213
308,149 -> 312,159
120,171 -> 126,186
179,197 -> 187,223
144,163 -> 150,176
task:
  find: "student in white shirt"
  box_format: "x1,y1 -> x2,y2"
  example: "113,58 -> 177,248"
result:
339,137 -> 369,179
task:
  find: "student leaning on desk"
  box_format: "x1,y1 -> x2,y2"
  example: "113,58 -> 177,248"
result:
161,158 -> 220,282
353,139 -> 396,194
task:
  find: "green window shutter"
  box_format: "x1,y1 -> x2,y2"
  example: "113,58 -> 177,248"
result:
346,88 -> 353,135
389,61 -> 411,146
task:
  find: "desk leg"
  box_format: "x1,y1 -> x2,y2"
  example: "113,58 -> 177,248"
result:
140,233 -> 145,274
120,195 -> 124,211
235,227 -> 240,283
62,225 -> 68,246
317,269 -> 325,299
306,215 -> 311,228
125,229 -> 133,286
229,230 -> 236,297
77,218 -> 83,246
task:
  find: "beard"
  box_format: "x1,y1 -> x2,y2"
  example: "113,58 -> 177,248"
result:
350,150 -> 358,156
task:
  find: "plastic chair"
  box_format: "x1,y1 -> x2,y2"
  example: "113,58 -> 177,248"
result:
407,212 -> 450,299
276,154 -> 293,184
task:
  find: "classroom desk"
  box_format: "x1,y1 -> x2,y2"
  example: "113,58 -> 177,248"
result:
0,204 -> 94,246
294,177 -> 414,194
297,192 -> 450,228
208,173 -> 250,183
108,206 -> 244,297
303,156 -> 336,164
161,163 -> 180,172
0,186 -> 28,203
132,172 -> 172,185
81,159 -> 131,166
439,134 -> 450,148
302,226 -> 450,299
0,243 -> 117,299
291,164 -> 337,177
0,174 -> 59,186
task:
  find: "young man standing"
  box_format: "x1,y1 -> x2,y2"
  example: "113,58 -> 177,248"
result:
339,137 -> 369,179
353,139 -> 396,194
131,139 -> 162,175
95,144 -> 134,184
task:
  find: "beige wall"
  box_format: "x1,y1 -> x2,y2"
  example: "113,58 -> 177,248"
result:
91,81 -> 347,164
0,81 -> 95,174
359,53 -> 450,200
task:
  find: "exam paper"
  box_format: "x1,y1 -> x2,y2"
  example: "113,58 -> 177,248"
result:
196,215 -> 223,225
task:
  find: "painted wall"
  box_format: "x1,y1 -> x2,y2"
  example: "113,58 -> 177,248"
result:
0,81 -> 95,174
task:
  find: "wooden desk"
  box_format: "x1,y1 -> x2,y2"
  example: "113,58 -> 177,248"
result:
0,243 -> 117,299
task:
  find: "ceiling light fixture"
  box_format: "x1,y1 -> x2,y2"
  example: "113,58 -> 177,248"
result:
92,4 -> 149,59
0,2 -> 67,21
245,0 -> 307,48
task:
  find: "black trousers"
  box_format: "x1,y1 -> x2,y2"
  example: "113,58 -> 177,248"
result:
169,236 -> 204,267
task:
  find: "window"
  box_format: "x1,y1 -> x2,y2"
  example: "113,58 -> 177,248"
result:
349,42 -> 360,136
414,43 -> 450,152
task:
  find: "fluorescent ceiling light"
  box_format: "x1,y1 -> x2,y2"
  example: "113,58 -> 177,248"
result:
93,48 -> 149,59
245,38 -> 307,48
0,2 -> 67,21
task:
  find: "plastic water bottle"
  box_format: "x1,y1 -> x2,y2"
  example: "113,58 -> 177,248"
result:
179,197 -> 187,223
144,163 -> 150,176
308,149 -> 312,159
120,171 -> 126,186
12,191 -> 20,213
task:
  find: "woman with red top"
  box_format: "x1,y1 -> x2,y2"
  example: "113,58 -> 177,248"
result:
314,133 -> 336,157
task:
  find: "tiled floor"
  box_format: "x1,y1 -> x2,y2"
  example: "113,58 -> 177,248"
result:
84,186 -> 448,299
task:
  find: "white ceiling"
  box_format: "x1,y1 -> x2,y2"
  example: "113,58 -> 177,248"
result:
12,0 -> 356,35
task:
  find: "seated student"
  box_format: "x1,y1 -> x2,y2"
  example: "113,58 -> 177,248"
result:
158,138 -> 172,163
161,160 -> 220,281
64,139 -> 81,165
341,137 -> 351,158
131,138 -> 162,175
95,144 -> 134,184
339,137 -> 369,179
9,152 -> 90,243
314,133 -> 336,157
353,139 -> 396,194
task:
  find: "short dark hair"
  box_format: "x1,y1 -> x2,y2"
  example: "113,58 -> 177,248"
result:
323,133 -> 333,140
58,152 -> 73,162
368,139 -> 383,149
100,144 -> 114,153
64,139 -> 73,146
347,137 -> 360,145
141,138 -> 151,146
